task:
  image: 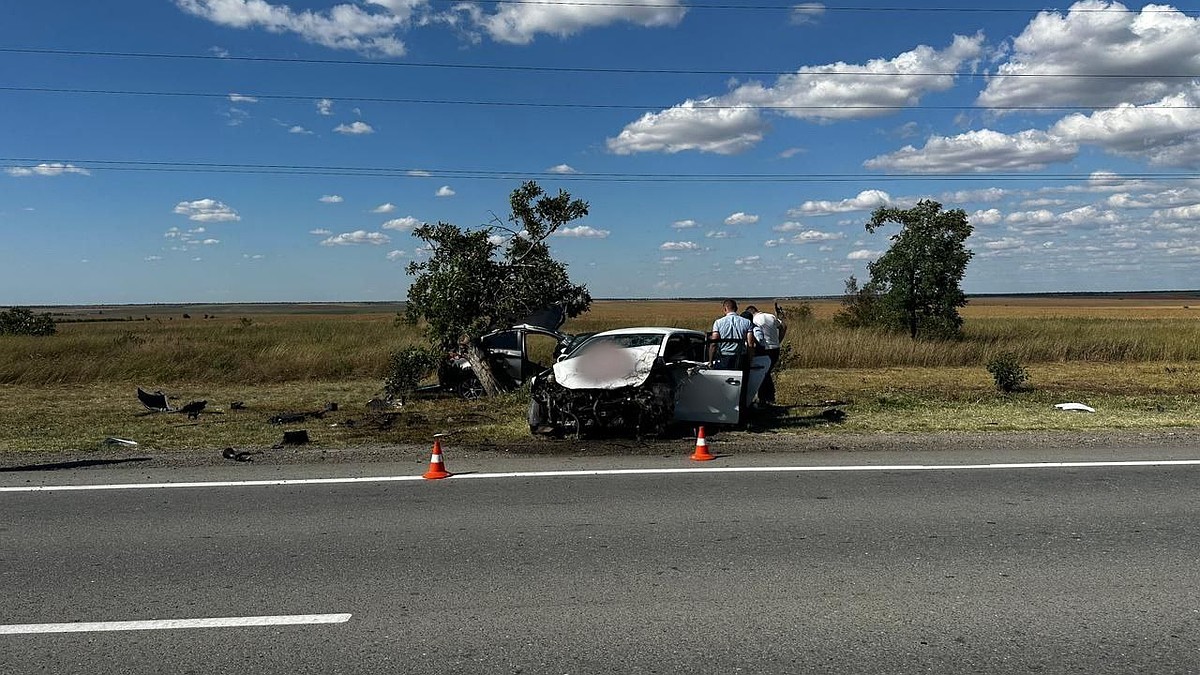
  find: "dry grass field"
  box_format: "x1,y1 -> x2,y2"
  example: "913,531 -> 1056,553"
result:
1,294 -> 1197,452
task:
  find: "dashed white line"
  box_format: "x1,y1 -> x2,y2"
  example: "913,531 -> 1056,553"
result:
2,459 -> 1200,493
0,614 -> 352,635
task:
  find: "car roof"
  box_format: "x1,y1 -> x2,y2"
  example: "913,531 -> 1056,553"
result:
588,327 -> 705,338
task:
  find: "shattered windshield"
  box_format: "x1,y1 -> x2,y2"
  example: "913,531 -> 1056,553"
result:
566,333 -> 664,359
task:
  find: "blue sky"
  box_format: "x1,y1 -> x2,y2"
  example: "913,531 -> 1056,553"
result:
2,0 -> 1200,304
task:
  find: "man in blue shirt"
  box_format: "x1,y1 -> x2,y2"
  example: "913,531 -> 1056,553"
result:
709,299 -> 757,369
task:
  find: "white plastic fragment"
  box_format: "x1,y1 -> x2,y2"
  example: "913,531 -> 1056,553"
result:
1054,402 -> 1096,413
103,437 -> 139,447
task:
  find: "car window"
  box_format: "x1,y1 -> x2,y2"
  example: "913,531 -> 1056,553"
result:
567,333 -> 664,359
664,334 -> 706,362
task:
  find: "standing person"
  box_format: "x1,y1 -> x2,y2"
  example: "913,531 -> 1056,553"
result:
709,299 -> 756,370
744,305 -> 786,405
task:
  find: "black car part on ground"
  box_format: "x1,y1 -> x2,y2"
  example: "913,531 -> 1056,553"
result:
528,360 -> 676,438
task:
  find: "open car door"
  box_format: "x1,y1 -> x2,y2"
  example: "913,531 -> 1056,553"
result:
671,337 -> 771,425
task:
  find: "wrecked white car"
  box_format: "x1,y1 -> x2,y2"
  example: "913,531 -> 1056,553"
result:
527,327 -> 771,437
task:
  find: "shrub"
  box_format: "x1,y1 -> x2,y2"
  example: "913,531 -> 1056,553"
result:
383,346 -> 439,402
0,307 -> 57,336
986,351 -> 1029,392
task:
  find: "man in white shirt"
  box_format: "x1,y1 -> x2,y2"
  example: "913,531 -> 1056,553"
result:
744,305 -> 786,404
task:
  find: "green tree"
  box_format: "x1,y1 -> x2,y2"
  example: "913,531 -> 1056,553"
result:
0,307 -> 57,336
404,181 -> 592,396
839,200 -> 974,339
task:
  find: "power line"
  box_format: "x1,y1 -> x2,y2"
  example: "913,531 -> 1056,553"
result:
3,47 -> 1199,78
396,0 -> 1200,14
4,85 -> 1198,112
5,158 -> 1197,183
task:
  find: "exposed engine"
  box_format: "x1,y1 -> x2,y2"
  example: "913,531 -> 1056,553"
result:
529,364 -> 675,438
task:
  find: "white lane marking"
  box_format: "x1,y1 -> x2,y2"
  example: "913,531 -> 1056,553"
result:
0,613 -> 351,635
3,459 -> 1200,493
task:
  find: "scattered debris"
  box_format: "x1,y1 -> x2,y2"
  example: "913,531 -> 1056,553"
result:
1054,402 -> 1096,413
179,400 -> 208,419
230,401 -> 246,410
221,447 -> 257,462
279,429 -> 310,446
137,388 -> 171,412
102,437 -> 139,448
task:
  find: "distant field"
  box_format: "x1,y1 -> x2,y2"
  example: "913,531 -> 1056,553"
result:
1,294 -> 1197,450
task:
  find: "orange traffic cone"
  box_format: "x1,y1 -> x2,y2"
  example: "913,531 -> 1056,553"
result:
690,426 -> 715,461
423,438 -> 452,479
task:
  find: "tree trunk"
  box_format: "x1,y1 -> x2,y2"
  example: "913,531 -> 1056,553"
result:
463,337 -> 506,397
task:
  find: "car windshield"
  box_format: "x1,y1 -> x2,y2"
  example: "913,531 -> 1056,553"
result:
567,333 -> 664,359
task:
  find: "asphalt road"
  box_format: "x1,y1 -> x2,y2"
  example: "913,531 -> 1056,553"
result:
4,456 -> 1200,674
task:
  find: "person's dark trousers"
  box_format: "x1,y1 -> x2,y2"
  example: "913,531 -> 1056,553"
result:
758,348 -> 781,403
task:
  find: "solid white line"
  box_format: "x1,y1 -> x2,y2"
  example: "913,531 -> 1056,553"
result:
2,459 -> 1200,493
0,613 -> 351,635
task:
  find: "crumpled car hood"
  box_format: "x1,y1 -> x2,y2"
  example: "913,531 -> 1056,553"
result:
552,345 -> 660,390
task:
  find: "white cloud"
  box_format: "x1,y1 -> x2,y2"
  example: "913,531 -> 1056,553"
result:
978,2 -> 1200,109
606,102 -> 765,155
173,198 -> 240,222
309,228 -> 332,235
6,163 -> 90,177
1049,88 -> 1200,167
435,185 -> 455,197
320,230 -> 391,246
1155,204 -> 1200,220
319,194 -> 344,203
790,2 -> 825,25
555,225 -> 610,239
386,249 -> 407,261
942,187 -> 1009,203
773,221 -> 805,232
791,189 -> 891,216
145,255 -> 163,262
468,0 -> 685,45
971,208 -> 1004,226
288,125 -> 313,134
660,241 -> 700,251
546,164 -> 577,174
317,99 -> 334,116
228,92 -> 258,103
672,219 -> 698,229
982,237 -> 1026,251
334,121 -> 374,135
660,256 -> 680,264
1005,209 -> 1056,225
784,229 -> 845,244
1059,205 -> 1119,226
382,216 -> 422,230
407,169 -> 431,177
847,249 -> 881,260
865,129 -> 1078,173
607,35 -> 982,155
202,238 -> 221,245
706,230 -> 736,239
724,212 -> 759,226
734,255 -> 761,266
175,0 -> 408,56
372,202 -> 397,213
778,147 -> 805,159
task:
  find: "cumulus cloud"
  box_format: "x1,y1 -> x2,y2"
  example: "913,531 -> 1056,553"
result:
6,163 -> 90,177
672,219 -> 698,229
1049,88 -> 1200,167
706,230 -> 736,239
607,34 -> 982,155
978,2 -> 1200,109
175,0 -> 409,56
319,194 -> 344,203
288,125 -> 313,134
865,129 -> 1078,173
546,164 -> 577,174
1005,209 -> 1056,225
382,216 -> 422,230
386,249 -> 407,261
735,255 -> 761,266
435,185 -> 455,197
971,208 -> 1004,226
317,99 -> 334,116
202,238 -> 221,245
334,121 -> 374,135
464,0 -> 685,45
782,229 -> 845,244
173,198 -> 240,222
555,225 -> 610,238
320,230 -> 391,246
660,241 -> 700,251
791,189 -> 891,216
372,202 -> 397,213
606,102 -> 766,155
724,212 -> 760,226
982,237 -> 1026,251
